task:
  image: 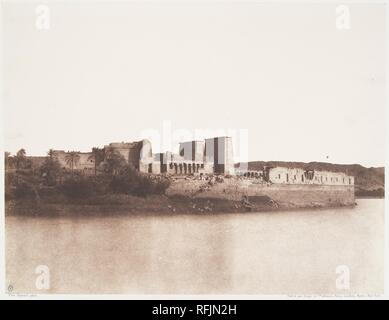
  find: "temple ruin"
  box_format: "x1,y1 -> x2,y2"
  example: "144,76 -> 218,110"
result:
51,136 -> 354,186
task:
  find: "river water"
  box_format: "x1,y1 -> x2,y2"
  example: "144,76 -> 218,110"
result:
5,199 -> 384,295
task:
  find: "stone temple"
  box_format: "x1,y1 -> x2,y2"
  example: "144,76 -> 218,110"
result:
53,136 -> 235,176
51,136 -> 354,186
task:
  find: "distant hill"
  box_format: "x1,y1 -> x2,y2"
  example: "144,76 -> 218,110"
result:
236,161 -> 385,198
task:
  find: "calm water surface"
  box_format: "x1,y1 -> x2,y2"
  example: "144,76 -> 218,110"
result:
6,199 -> 384,294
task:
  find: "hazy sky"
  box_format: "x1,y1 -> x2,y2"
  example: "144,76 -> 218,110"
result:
3,1 -> 386,167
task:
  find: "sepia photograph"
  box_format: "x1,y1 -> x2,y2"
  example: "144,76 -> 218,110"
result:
1,0 -> 387,300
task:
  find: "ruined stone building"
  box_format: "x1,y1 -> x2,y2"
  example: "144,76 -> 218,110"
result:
51,136 -> 235,176
99,137 -> 234,175
237,166 -> 354,186
50,136 -> 354,186
155,137 -> 235,176
265,166 -> 354,185
104,140 -> 153,173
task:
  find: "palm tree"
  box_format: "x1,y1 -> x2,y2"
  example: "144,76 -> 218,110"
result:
16,149 -> 26,157
65,151 -> 80,176
88,147 -> 105,176
15,148 -> 27,170
5,152 -> 11,169
47,149 -> 56,159
41,149 -> 61,185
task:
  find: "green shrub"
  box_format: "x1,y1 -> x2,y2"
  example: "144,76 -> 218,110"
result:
134,175 -> 155,196
149,176 -> 170,195
59,176 -> 98,199
14,182 -> 35,199
135,175 -> 170,196
109,165 -> 171,196
109,165 -> 138,194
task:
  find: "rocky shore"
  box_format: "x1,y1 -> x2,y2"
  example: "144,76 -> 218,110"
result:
5,191 -> 355,217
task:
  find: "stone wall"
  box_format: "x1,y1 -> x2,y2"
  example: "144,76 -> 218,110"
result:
167,177 -> 355,208
268,167 -> 354,186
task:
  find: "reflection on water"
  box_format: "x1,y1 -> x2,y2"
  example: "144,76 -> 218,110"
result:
6,199 -> 384,294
